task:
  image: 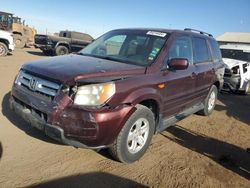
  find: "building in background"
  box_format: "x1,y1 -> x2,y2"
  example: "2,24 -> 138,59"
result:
217,32 -> 250,45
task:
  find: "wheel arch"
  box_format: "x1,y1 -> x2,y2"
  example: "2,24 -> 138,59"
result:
139,99 -> 160,128
213,81 -> 220,91
13,32 -> 22,36
0,38 -> 9,47
55,41 -> 70,50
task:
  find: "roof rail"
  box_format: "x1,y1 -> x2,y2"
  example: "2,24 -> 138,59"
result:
184,28 -> 213,37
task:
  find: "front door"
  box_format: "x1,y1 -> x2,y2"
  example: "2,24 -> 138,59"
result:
162,35 -> 196,118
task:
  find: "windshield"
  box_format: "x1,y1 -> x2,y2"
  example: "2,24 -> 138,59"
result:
221,49 -> 250,62
79,30 -> 168,66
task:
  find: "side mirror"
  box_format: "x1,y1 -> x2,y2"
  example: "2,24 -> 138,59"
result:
168,58 -> 189,70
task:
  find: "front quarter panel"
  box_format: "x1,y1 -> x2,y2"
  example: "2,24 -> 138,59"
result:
108,74 -> 164,113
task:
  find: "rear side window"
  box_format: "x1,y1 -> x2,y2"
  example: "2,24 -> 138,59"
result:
209,39 -> 222,62
243,63 -> 249,73
193,37 -> 210,63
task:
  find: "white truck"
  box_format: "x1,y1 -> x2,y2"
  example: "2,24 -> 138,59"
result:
0,30 -> 15,57
220,44 -> 250,94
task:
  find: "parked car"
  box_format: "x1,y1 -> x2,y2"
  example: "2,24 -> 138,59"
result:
220,44 -> 250,94
34,31 -> 93,56
10,28 -> 224,163
0,30 -> 15,56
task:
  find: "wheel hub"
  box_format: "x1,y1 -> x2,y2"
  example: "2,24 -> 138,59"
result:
208,91 -> 216,111
0,46 -> 4,55
127,118 -> 149,154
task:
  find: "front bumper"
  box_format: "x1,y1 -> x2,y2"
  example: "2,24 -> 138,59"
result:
35,44 -> 53,51
222,76 -> 240,91
8,43 -> 15,51
10,96 -> 106,149
10,86 -> 134,148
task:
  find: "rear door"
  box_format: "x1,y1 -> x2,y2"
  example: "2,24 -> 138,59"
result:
71,32 -> 92,52
162,34 -> 196,117
192,37 -> 215,101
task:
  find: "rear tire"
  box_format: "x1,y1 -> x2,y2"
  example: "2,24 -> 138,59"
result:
198,85 -> 218,116
14,34 -> 25,48
0,42 -> 8,57
55,45 -> 69,56
108,104 -> 155,163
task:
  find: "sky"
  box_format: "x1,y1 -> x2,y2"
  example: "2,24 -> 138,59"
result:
1,0 -> 250,38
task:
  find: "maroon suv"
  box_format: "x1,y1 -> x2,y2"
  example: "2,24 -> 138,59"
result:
10,28 -> 224,163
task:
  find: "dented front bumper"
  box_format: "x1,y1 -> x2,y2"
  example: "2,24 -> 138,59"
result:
10,85 -> 135,148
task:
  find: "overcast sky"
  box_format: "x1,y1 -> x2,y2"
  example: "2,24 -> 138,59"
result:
1,0 -> 250,38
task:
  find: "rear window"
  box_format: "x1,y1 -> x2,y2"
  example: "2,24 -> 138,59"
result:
59,31 -> 70,38
209,39 -> 222,62
71,32 -> 93,41
193,37 -> 210,63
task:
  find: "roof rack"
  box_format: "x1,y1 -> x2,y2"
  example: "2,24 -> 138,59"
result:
184,28 -> 213,37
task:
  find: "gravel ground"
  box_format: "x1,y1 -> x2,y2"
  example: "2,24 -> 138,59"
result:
0,48 -> 249,188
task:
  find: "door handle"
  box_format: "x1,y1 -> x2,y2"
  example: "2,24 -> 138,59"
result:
190,72 -> 196,79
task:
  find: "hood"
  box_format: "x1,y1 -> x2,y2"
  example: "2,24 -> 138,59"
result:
22,54 -> 146,85
0,30 -> 12,36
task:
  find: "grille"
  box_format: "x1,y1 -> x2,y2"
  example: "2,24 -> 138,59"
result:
16,71 -> 61,100
35,35 -> 48,45
13,96 -> 48,122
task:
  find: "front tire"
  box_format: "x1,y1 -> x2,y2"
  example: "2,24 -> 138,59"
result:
55,45 -> 69,56
109,104 -> 155,163
198,85 -> 218,116
0,42 -> 8,57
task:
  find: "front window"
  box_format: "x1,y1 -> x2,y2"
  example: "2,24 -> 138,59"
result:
79,30 -> 168,66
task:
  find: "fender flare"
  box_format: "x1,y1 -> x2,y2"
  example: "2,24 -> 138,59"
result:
119,87 -> 163,113
55,41 -> 70,50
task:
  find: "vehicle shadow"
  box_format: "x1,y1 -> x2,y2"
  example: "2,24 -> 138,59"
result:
28,172 -> 147,188
216,93 -> 250,125
1,92 -> 62,145
0,142 -> 2,160
163,126 -> 250,180
26,51 -> 49,57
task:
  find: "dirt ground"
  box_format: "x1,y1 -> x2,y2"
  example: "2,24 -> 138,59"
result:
0,48 -> 249,188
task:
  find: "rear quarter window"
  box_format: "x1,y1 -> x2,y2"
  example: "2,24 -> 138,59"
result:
209,39 -> 222,62
71,32 -> 93,41
193,37 -> 210,63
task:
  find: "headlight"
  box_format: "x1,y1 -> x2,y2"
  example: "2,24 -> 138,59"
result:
14,70 -> 22,85
74,82 -> 116,106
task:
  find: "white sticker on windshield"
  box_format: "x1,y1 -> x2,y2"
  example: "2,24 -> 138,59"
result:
146,31 -> 167,37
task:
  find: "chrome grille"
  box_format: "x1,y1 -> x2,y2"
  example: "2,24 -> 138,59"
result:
16,71 -> 61,100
